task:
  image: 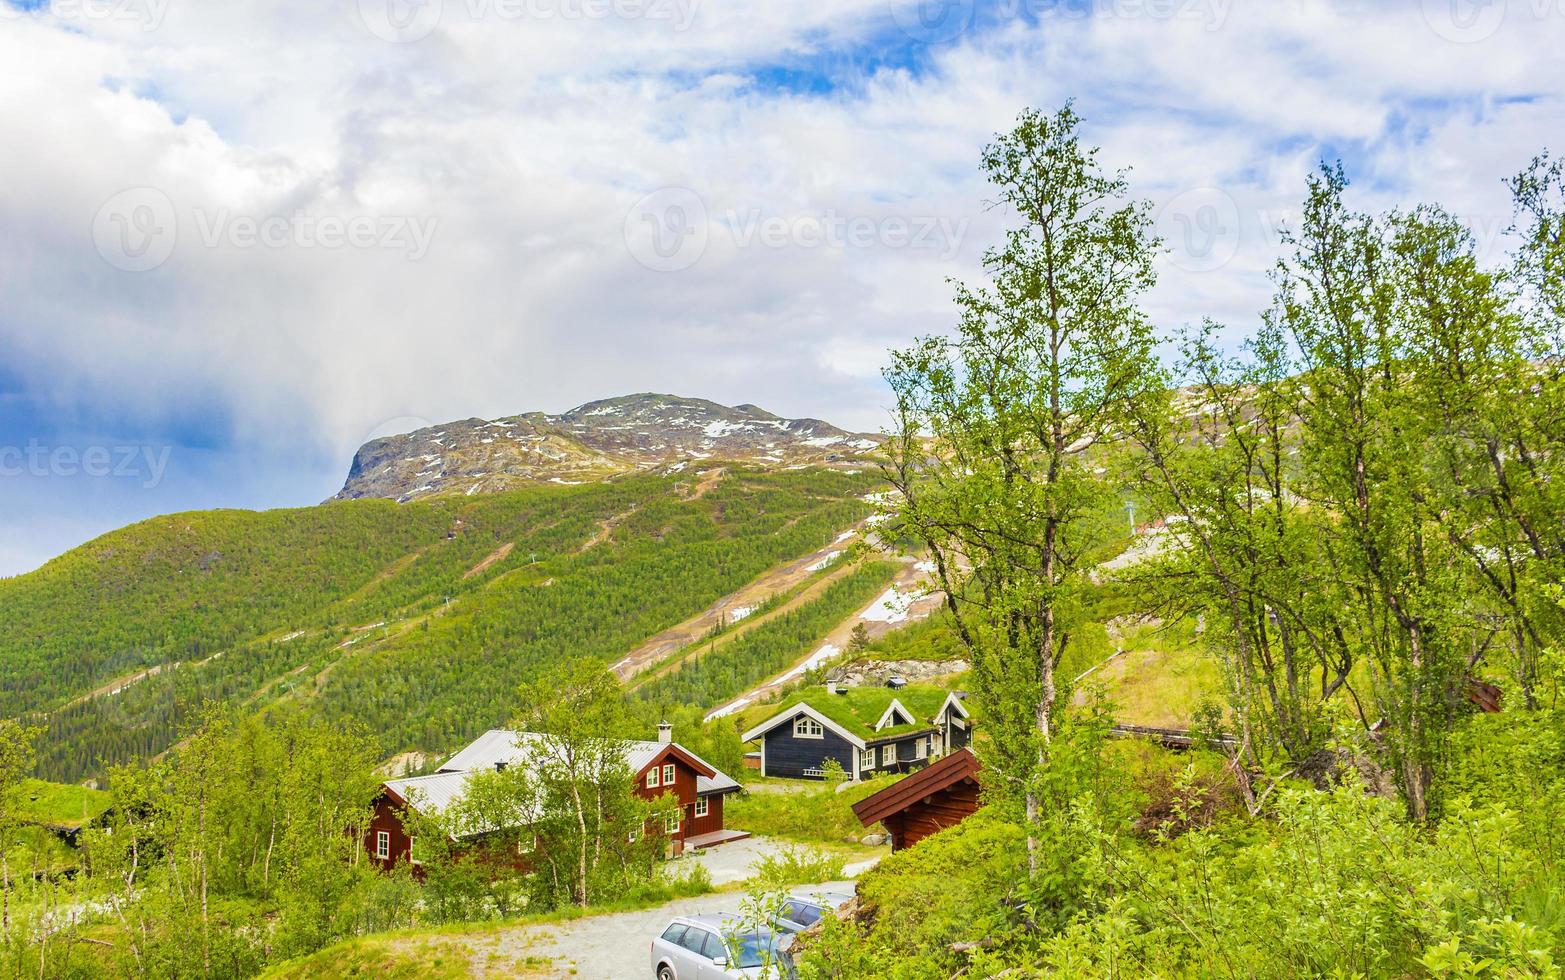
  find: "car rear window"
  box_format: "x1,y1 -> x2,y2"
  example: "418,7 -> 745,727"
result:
788,901 -> 822,927
677,927 -> 711,955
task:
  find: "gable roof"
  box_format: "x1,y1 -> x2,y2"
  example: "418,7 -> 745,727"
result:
738,685 -> 956,745
438,730 -> 718,780
873,698 -> 915,732
386,730 -> 740,832
851,747 -> 982,828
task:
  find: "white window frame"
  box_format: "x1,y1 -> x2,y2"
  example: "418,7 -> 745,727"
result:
662,763 -> 677,785
647,766 -> 661,789
860,748 -> 875,770
628,827 -> 639,844
694,797 -> 709,818
794,716 -> 825,739
665,813 -> 681,834
915,738 -> 928,760
882,744 -> 896,766
375,830 -> 390,860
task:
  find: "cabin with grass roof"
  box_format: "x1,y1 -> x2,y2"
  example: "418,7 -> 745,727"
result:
738,685 -> 971,781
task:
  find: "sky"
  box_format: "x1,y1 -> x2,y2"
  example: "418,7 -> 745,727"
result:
2,0 -> 1563,576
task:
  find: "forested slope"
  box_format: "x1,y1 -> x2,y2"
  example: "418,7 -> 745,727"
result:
2,468 -> 876,779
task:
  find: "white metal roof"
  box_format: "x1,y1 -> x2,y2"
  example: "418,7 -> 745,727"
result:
393,730 -> 742,827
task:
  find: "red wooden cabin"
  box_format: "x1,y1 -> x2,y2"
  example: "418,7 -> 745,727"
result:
365,726 -> 745,871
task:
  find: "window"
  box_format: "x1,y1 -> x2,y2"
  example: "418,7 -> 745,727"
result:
794,716 -> 824,739
677,927 -> 712,956
646,766 -> 661,789
694,797 -> 709,818
698,930 -> 728,961
787,900 -> 823,927
660,924 -> 688,946
665,813 -> 681,834
915,738 -> 928,760
860,749 -> 875,770
882,745 -> 896,766
374,830 -> 390,860
627,827 -> 639,844
662,763 -> 677,785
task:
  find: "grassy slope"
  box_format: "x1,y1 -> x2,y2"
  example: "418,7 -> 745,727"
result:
13,778 -> 112,828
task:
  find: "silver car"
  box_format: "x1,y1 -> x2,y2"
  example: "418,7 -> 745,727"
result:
650,913 -> 796,979
770,890 -> 854,934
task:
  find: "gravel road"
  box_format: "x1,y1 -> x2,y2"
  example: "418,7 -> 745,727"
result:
465,878 -> 857,979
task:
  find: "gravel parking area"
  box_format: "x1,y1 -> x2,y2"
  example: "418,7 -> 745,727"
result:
455,838 -> 867,978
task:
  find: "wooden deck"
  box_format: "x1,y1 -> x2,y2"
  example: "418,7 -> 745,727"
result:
684,828 -> 752,850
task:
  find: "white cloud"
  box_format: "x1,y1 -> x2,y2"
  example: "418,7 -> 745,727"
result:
2,0 -> 1563,572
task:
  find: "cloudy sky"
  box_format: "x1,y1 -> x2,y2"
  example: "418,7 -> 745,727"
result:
1,0 -> 1562,576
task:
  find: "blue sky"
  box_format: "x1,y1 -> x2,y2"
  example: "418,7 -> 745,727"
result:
2,0 -> 1563,575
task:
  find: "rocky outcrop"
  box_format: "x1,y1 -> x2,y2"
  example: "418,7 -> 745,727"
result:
826,658 -> 970,687
335,394 -> 883,502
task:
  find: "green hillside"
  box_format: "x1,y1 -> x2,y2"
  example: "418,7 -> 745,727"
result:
3,467 -> 877,780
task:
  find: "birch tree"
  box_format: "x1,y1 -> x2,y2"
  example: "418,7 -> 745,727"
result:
884,104 -> 1161,876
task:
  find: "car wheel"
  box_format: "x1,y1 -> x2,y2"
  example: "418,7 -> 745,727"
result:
657,966 -> 675,980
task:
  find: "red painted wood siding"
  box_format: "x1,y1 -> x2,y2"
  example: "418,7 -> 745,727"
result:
881,778 -> 981,851
366,795 -> 414,870
688,793 -> 725,837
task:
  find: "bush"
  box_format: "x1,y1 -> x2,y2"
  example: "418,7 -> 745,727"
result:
753,846 -> 847,889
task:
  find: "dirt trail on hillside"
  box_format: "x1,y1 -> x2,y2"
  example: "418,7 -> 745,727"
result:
610,520 -> 872,680
704,555 -> 946,721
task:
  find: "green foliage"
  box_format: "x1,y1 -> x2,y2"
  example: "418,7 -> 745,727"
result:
797,713 -> 1565,979
852,613 -> 967,665
751,845 -> 847,890
726,776 -> 898,846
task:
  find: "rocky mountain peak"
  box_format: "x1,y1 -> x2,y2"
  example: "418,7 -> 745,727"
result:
335,395 -> 881,502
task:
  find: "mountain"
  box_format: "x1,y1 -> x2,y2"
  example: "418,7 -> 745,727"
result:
336,394 -> 882,502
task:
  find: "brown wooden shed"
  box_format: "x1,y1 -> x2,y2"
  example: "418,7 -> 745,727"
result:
851,747 -> 981,852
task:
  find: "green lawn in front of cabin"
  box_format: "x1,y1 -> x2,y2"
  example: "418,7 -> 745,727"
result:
14,778 -> 112,829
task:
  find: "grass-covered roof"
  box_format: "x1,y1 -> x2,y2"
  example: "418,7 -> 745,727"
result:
739,684 -> 958,742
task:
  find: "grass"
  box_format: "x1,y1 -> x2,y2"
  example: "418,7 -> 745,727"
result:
13,779 -> 112,829
261,868 -> 716,979
1076,621 -> 1225,729
260,937 -> 483,979
728,775 -> 900,845
734,684 -> 954,742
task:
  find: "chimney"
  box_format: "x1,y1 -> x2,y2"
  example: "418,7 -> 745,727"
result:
657,721 -> 674,744
495,761 -> 508,773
